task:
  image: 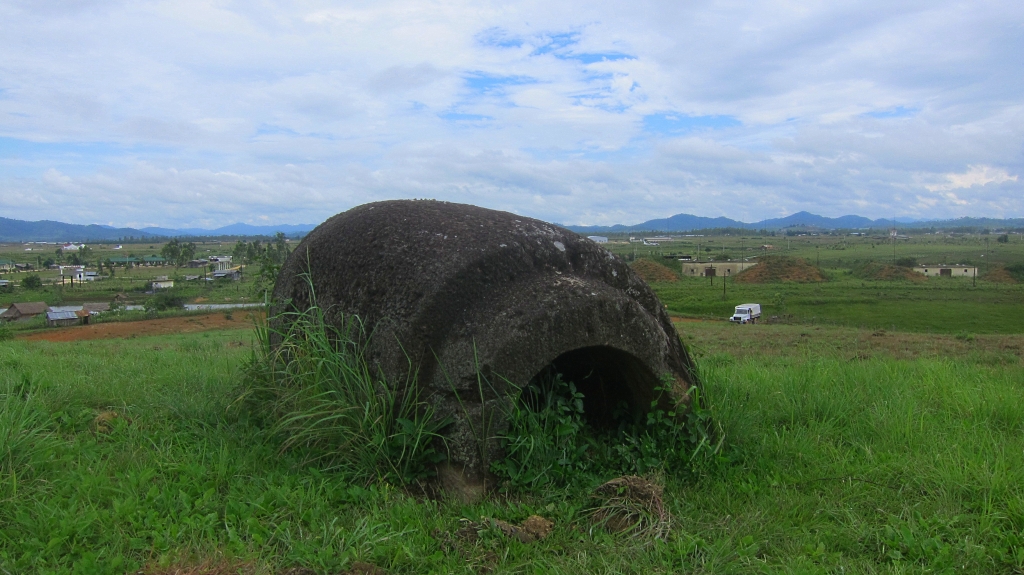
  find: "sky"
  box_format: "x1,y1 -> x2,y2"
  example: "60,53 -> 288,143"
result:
1,0 -> 1022,229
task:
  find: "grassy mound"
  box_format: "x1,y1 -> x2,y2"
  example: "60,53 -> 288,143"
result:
631,258 -> 679,282
733,256 -> 825,283
852,262 -> 927,282
983,266 -> 1017,283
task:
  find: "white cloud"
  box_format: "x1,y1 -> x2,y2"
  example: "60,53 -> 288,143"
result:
925,165 -> 1018,192
1,0 -> 1022,227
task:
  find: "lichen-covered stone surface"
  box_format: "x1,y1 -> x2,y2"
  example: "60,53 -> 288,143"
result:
272,200 -> 698,495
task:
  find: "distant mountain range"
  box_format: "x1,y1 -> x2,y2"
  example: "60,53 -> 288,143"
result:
0,217 -> 317,242
565,211 -> 1024,233
2,211 -> 1022,242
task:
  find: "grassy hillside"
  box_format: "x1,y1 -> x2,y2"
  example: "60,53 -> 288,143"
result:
2,322 -> 1023,573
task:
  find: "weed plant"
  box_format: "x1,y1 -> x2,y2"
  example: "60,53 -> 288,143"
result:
493,371 -> 720,491
239,297 -> 446,485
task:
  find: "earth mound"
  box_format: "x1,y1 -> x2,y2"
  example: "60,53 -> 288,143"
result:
630,258 -> 679,283
733,256 -> 825,283
852,262 -> 927,282
983,266 -> 1018,283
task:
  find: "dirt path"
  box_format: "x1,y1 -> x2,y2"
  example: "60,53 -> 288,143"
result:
19,313 -> 257,342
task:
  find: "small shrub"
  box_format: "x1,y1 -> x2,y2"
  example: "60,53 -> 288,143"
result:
145,289 -> 185,312
493,374 -> 721,490
490,371 -> 589,489
21,274 -> 42,289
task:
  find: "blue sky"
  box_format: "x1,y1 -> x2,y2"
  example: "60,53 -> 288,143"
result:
1,1 -> 1022,228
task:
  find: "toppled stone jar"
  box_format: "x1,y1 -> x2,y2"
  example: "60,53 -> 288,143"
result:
272,200 -> 699,496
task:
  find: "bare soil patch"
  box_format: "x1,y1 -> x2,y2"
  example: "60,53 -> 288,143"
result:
631,258 -> 679,283
733,256 -> 825,283
19,312 -> 256,343
852,262 -> 927,282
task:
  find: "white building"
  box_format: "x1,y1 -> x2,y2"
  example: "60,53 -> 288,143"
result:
681,262 -> 758,277
913,265 -> 977,277
586,236 -> 609,243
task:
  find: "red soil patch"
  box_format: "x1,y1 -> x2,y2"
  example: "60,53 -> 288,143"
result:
631,258 -> 679,283
734,256 -> 825,283
18,312 -> 257,343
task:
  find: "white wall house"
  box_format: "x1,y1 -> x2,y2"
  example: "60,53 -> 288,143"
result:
913,265 -> 977,277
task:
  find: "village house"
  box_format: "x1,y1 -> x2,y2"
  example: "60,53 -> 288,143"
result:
208,256 -> 232,271
213,267 -> 242,281
913,265 -> 977,277
680,261 -> 758,277
46,310 -> 80,327
109,256 -> 140,266
0,302 -> 49,321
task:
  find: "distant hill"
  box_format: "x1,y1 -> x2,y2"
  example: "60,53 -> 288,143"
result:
3,212 -> 1021,242
0,217 -> 161,242
0,217 -> 317,242
139,223 -> 316,237
567,212 -> 1024,233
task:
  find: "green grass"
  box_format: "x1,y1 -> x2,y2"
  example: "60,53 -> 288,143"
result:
648,273 -> 1024,334
2,321 -> 1024,573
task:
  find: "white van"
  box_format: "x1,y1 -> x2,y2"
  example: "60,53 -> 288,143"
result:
730,303 -> 761,324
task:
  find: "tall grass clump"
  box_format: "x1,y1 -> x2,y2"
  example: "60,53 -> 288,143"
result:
240,294 -> 447,485
0,374 -> 58,497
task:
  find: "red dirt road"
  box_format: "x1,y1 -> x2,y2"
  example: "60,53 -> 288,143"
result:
19,313 -> 257,343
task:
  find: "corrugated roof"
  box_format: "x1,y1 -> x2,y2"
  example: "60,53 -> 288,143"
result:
47,310 -> 78,321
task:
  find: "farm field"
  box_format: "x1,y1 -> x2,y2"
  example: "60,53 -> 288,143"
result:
599,231 -> 1024,334
2,318 -> 1023,573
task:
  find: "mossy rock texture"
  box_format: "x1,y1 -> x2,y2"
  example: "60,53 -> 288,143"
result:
273,200 -> 698,496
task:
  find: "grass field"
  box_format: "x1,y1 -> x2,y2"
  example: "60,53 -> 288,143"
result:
595,230 -> 1024,334
3,319 -> 1023,574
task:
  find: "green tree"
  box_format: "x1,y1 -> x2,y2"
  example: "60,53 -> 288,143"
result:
22,274 -> 42,289
179,242 -> 197,267
161,239 -> 182,269
232,240 -> 248,263
997,234 -> 1009,243
78,245 -> 93,267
